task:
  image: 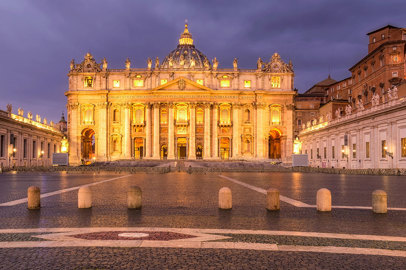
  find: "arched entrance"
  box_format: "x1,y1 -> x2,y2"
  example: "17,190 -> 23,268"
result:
269,129 -> 281,159
220,137 -> 230,160
161,145 -> 168,159
134,137 -> 144,159
196,145 -> 203,159
81,129 -> 95,161
177,138 -> 187,159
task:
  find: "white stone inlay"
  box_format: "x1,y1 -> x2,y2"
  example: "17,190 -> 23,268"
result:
118,233 -> 149,238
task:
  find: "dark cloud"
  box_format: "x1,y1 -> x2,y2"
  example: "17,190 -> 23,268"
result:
0,0 -> 405,122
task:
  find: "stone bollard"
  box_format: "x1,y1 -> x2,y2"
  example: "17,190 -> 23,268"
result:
316,188 -> 331,212
372,190 -> 387,214
219,187 -> 232,210
27,186 -> 40,209
127,186 -> 142,209
266,188 -> 280,211
78,187 -> 92,208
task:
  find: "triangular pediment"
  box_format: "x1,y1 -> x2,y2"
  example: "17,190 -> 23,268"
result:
152,77 -> 213,93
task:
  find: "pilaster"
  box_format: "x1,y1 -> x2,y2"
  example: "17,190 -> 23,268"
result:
167,103 -> 175,159
188,104 -> 196,159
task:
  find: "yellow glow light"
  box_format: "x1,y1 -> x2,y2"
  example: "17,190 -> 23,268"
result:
293,138 -> 302,154
113,80 -> 120,88
220,80 -> 230,87
244,80 -> 251,88
84,76 -> 93,88
160,79 -> 168,85
271,76 -> 281,88
134,79 -> 144,87
196,79 -> 203,85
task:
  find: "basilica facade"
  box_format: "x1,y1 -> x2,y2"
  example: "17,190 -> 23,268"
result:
65,24 -> 295,165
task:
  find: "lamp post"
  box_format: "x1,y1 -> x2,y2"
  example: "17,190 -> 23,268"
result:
384,146 -> 393,159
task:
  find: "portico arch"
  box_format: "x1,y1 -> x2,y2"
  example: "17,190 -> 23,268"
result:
268,129 -> 281,159
81,128 -> 95,160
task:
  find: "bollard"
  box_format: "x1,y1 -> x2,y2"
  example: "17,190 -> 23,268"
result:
27,186 -> 40,209
78,187 -> 92,208
219,187 -> 232,210
266,188 -> 280,211
372,190 -> 387,214
127,186 -> 142,209
316,188 -> 331,212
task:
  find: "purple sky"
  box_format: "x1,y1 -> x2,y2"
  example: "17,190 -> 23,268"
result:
0,0 -> 405,123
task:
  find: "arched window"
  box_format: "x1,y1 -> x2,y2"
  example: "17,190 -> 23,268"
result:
220,109 -> 229,123
135,109 -> 143,123
177,107 -> 187,122
196,108 -> 204,124
244,109 -> 250,122
113,109 -> 120,122
244,139 -> 251,153
271,106 -> 281,125
84,108 -> 93,124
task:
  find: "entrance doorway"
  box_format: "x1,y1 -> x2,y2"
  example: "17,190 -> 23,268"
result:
196,145 -> 203,159
269,130 -> 281,159
134,137 -> 144,159
161,145 -> 167,159
177,138 -> 187,159
220,137 -> 230,160
81,129 -> 95,161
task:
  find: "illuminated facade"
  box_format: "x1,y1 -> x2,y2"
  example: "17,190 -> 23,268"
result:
66,24 -> 295,165
0,104 -> 64,168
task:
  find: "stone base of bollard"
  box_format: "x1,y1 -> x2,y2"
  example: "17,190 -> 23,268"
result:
317,188 -> 331,212
128,186 -> 142,209
372,190 -> 387,214
78,187 -> 92,209
219,187 -> 232,210
27,186 -> 40,210
266,188 -> 280,211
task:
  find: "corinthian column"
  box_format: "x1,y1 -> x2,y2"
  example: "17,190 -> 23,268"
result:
232,104 -> 240,159
212,104 -> 219,159
145,104 -> 151,158
203,103 -> 211,159
188,104 -> 196,159
167,104 -> 175,159
124,104 -> 131,158
152,103 -> 160,159
256,103 -> 265,159
96,102 -> 107,161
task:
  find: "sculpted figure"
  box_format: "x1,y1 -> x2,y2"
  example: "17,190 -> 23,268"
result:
335,108 -> 341,119
345,104 -> 352,115
18,107 -> 23,116
155,57 -> 160,69
212,57 -> 218,71
43,118 -> 47,125
102,57 -> 108,70
357,99 -> 364,110
36,114 -> 41,123
387,87 -> 393,100
233,58 -> 238,71
147,57 -> 152,70
6,104 -> 12,114
257,57 -> 262,70
203,58 -> 210,69
326,112 -> 332,121
392,86 -> 398,99
27,112 -> 33,120
179,55 -> 185,66
372,93 -> 380,106
70,59 -> 75,70
190,57 -> 195,68
125,58 -> 131,70
168,57 -> 173,67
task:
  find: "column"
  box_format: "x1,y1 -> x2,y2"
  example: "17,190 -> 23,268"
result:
212,104 -> 219,159
124,104 -> 132,159
68,103 -> 80,165
152,103 -> 160,159
203,103 -> 211,159
145,104 -> 151,158
167,104 -> 175,159
256,104 -> 264,159
97,102 -> 108,161
232,104 -> 240,159
188,104 -> 196,159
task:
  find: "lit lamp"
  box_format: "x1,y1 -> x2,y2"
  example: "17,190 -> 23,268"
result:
293,137 -> 302,154
341,149 -> 348,159
61,137 -> 69,153
40,150 -> 44,158
384,146 -> 393,159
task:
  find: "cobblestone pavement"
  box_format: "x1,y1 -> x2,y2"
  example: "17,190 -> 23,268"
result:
0,171 -> 405,269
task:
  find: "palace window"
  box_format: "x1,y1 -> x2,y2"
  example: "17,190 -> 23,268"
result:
113,109 -> 120,123
160,79 -> 168,85
392,71 -> 398,77
382,140 -> 387,158
113,80 -> 120,88
220,80 -> 230,88
196,79 -> 204,85
160,108 -> 167,124
271,105 -> 281,125
83,108 -> 93,124
244,109 -> 251,122
176,106 -> 188,123
324,147 -> 327,159
311,149 -> 313,159
341,145 -> 345,159
134,79 -> 144,87
402,138 -> 406,157
219,106 -> 231,124
134,108 -> 144,124
381,34 -> 385,40
271,76 -> 281,88
366,141 -> 370,158
243,138 -> 252,153
84,77 -> 93,88
332,146 -> 335,159
47,143 -> 50,158
372,37 -> 376,43
352,144 -> 356,158
392,55 -> 399,63
23,139 -> 27,158
244,80 -> 251,88
196,108 -> 204,124
33,141 -> 36,158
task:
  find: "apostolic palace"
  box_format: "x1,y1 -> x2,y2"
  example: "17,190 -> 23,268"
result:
65,23 -> 295,165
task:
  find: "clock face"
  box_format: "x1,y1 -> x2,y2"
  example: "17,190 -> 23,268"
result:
272,63 -> 280,70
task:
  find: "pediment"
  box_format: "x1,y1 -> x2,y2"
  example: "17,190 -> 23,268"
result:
152,77 -> 213,93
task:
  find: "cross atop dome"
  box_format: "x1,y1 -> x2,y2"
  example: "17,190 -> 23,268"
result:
179,20 -> 194,46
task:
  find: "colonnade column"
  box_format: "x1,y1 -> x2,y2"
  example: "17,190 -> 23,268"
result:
232,104 -> 240,159
167,104 -> 175,159
188,104 -> 196,159
145,104 -> 151,158
97,102 -> 107,161
212,104 -> 219,159
124,103 -> 131,159
152,103 -> 160,159
203,103 -> 211,159
256,103 -> 265,159
68,103 -> 80,165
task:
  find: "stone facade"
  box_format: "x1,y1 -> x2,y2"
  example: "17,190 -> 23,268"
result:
66,24 -> 295,165
0,105 -> 64,169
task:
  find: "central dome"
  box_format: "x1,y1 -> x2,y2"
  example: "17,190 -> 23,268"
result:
161,23 -> 211,70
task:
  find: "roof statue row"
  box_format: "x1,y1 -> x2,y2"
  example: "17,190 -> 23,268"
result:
69,23 -> 293,74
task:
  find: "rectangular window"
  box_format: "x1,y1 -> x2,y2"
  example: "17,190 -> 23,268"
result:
0,135 -> 4,157
311,149 -> 313,159
352,143 -> 356,158
332,146 -> 335,159
33,141 -> 36,158
341,145 -> 345,159
220,80 -> 230,87
196,79 -> 204,85
317,148 -> 320,158
324,147 -> 326,159
113,80 -> 120,88
402,138 -> 406,157
134,79 -> 144,87
41,142 -> 44,158
366,142 -> 370,158
10,134 -> 16,157
244,80 -> 251,88
84,76 -> 93,88
382,140 -> 386,158
23,139 -> 27,158
392,71 -> 398,77
160,79 -> 167,85
47,143 -> 50,158
271,76 -> 281,88
54,144 -> 56,154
